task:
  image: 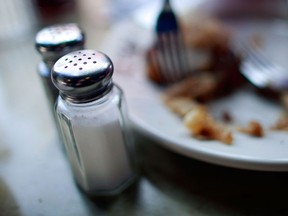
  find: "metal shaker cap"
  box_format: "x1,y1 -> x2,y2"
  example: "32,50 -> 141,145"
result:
52,50 -> 114,103
35,23 -> 85,67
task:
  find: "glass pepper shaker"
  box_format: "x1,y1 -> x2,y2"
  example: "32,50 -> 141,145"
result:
51,49 -> 136,196
35,23 -> 85,111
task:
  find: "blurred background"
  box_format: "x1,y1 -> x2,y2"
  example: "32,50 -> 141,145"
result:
1,0 -> 288,215
0,0 -> 287,47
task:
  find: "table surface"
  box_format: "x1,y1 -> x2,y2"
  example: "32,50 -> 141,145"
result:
1,1 -> 288,216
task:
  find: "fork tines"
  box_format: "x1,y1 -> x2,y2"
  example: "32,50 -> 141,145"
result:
148,0 -> 190,85
239,42 -> 287,90
158,31 -> 190,83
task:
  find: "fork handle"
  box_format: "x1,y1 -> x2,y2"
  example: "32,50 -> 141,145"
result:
163,0 -> 171,10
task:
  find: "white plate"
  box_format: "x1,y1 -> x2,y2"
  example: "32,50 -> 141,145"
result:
100,12 -> 288,172
116,72 -> 288,171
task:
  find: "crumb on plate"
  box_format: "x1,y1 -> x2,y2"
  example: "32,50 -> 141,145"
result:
183,107 -> 233,145
237,121 -> 264,137
271,114 -> 288,131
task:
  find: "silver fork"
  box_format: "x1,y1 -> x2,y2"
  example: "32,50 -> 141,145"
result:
148,0 -> 190,84
238,41 -> 288,91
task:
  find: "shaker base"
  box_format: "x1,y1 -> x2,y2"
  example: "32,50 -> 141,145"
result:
76,173 -> 138,198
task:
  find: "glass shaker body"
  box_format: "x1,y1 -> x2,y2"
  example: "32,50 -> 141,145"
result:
56,85 -> 136,195
38,61 -> 59,108
52,50 -> 136,196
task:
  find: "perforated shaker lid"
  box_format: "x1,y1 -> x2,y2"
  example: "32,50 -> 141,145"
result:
35,23 -> 85,67
51,49 -> 114,103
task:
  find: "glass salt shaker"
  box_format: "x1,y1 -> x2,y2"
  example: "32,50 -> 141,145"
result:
35,23 -> 85,111
51,49 -> 136,196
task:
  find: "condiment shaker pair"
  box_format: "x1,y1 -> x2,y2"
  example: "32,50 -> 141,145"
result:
35,24 -> 136,196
